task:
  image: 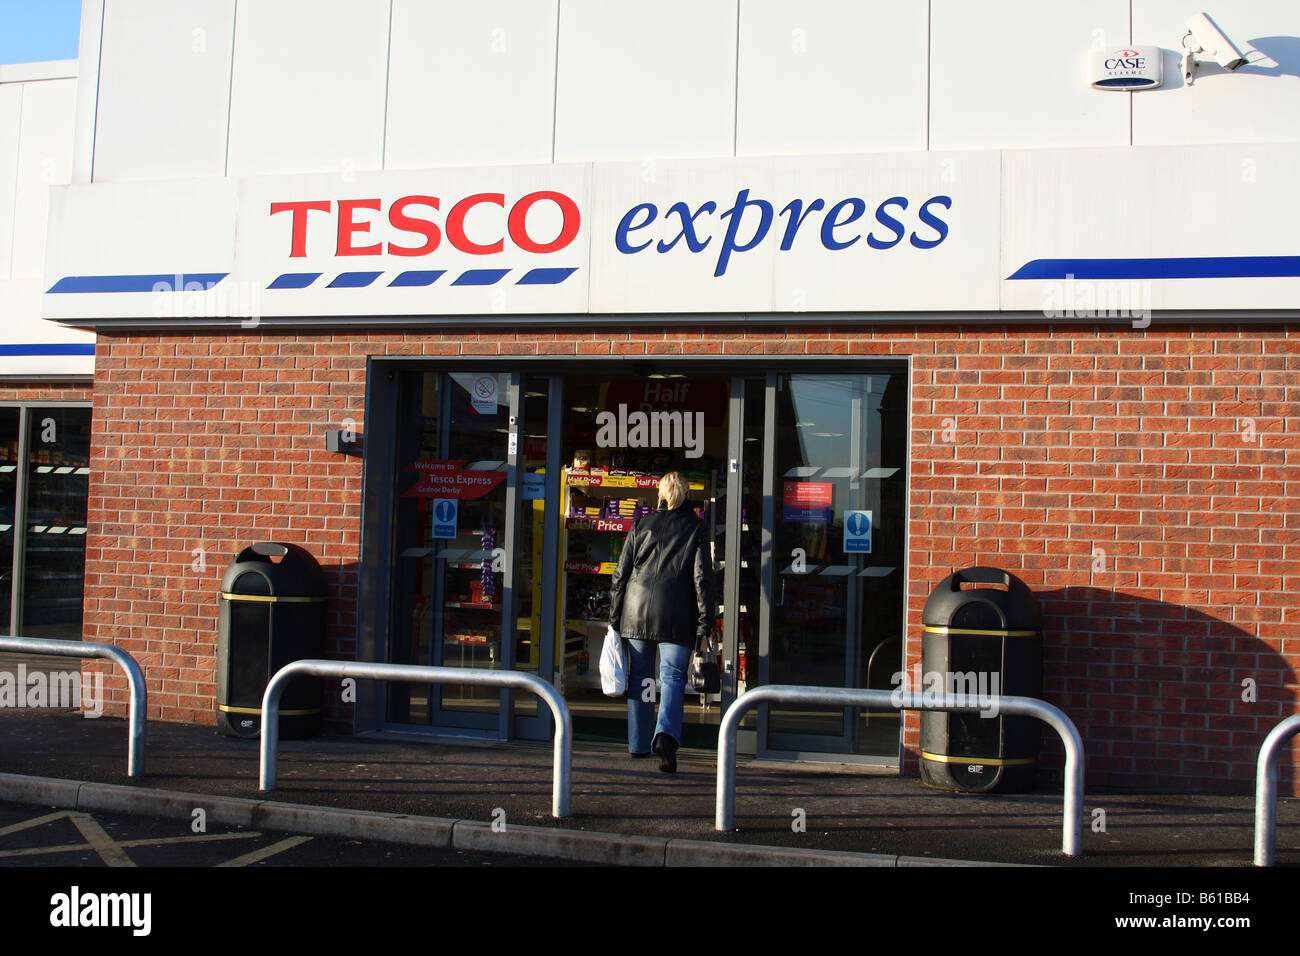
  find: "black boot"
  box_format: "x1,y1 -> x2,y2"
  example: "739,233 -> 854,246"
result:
651,732 -> 678,774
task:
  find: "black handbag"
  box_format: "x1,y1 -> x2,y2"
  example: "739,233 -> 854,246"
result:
688,635 -> 721,694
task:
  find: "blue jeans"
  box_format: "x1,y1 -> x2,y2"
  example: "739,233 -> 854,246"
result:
626,639 -> 692,754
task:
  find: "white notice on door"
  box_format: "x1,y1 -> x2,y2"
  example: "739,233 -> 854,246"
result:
470,375 -> 498,415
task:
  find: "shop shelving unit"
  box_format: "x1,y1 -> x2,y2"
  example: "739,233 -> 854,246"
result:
556,468 -> 713,694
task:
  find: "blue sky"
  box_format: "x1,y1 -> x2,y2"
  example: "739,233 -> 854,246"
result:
0,0 -> 82,65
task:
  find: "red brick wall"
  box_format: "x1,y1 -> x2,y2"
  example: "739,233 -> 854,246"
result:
0,382 -> 93,403
82,326 -> 1300,794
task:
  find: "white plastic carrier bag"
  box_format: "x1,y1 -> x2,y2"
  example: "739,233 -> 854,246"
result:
600,625 -> 628,697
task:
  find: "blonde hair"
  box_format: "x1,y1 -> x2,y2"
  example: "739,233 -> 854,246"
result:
658,471 -> 688,510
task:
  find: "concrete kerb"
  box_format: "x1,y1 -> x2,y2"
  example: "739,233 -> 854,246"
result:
453,819 -> 667,866
255,802 -> 456,847
0,773 -> 1009,866
0,772 -> 81,808
77,781 -> 260,827
896,855 -> 1029,868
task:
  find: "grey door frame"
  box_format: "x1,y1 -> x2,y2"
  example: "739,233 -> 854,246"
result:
755,372 -> 902,767
507,372 -> 564,742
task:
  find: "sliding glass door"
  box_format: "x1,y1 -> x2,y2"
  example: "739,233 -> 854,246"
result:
756,372 -> 908,760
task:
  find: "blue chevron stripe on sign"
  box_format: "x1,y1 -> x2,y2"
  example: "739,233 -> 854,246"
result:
451,269 -> 512,286
517,267 -> 578,285
268,273 -> 322,289
327,271 -> 383,288
388,270 -> 446,287
46,274 -> 229,293
1007,256 -> 1300,280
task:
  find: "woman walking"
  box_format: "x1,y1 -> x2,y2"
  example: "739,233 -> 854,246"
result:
608,471 -> 715,772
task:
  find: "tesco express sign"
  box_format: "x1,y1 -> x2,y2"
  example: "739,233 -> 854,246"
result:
266,187 -> 953,278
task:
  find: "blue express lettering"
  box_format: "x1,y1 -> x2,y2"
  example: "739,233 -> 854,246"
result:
615,190 -> 952,277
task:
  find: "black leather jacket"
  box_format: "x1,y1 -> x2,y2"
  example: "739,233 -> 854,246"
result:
608,502 -> 715,647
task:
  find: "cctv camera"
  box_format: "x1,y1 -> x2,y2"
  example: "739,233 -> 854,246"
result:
1184,12 -> 1248,71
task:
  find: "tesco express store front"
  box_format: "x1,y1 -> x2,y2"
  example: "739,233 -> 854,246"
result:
43,143 -> 1300,782
46,156 -> 937,762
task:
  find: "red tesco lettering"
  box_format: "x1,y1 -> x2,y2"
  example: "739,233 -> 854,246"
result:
269,192 -> 580,258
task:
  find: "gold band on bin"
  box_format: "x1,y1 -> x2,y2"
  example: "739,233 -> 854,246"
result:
920,751 -> 1036,766
922,625 -> 1038,637
218,704 -> 321,716
219,593 -> 325,604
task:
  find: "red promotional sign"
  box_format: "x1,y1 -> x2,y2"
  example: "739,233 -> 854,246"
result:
783,481 -> 833,508
782,481 -> 833,523
401,459 -> 506,499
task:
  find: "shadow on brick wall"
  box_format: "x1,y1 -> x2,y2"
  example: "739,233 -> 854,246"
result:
1035,585 -> 1295,796
320,560 -> 359,736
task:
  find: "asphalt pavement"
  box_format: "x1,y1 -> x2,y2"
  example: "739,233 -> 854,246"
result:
0,799 -> 591,867
1,708 -> 1295,867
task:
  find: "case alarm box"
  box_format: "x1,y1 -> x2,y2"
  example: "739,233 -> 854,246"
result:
1089,46 -> 1163,90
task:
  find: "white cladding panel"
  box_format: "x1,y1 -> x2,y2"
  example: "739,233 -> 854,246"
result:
999,143 -> 1300,311
43,178 -> 239,311
385,0 -> 557,169
3,66 -> 91,376
736,0 -> 928,157
0,276 -> 94,376
93,0 -> 235,182
0,85 -> 21,278
225,0 -> 389,177
929,0 -> 1131,150
1132,0 -> 1300,146
554,0 -> 737,162
81,0 -> 1300,179
71,0 -> 104,184
12,78 -> 76,278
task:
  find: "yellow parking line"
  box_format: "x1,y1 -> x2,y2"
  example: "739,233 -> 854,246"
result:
216,836 -> 314,867
0,842 -> 89,859
0,830 -> 264,859
69,812 -> 136,867
115,832 -> 264,848
1,809 -> 314,867
0,810 -> 73,837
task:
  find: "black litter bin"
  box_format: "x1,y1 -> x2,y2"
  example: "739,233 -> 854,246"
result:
919,566 -> 1042,793
217,542 -> 326,739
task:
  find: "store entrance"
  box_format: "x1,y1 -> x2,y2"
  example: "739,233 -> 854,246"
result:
377,363 -> 907,764
552,373 -> 731,748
